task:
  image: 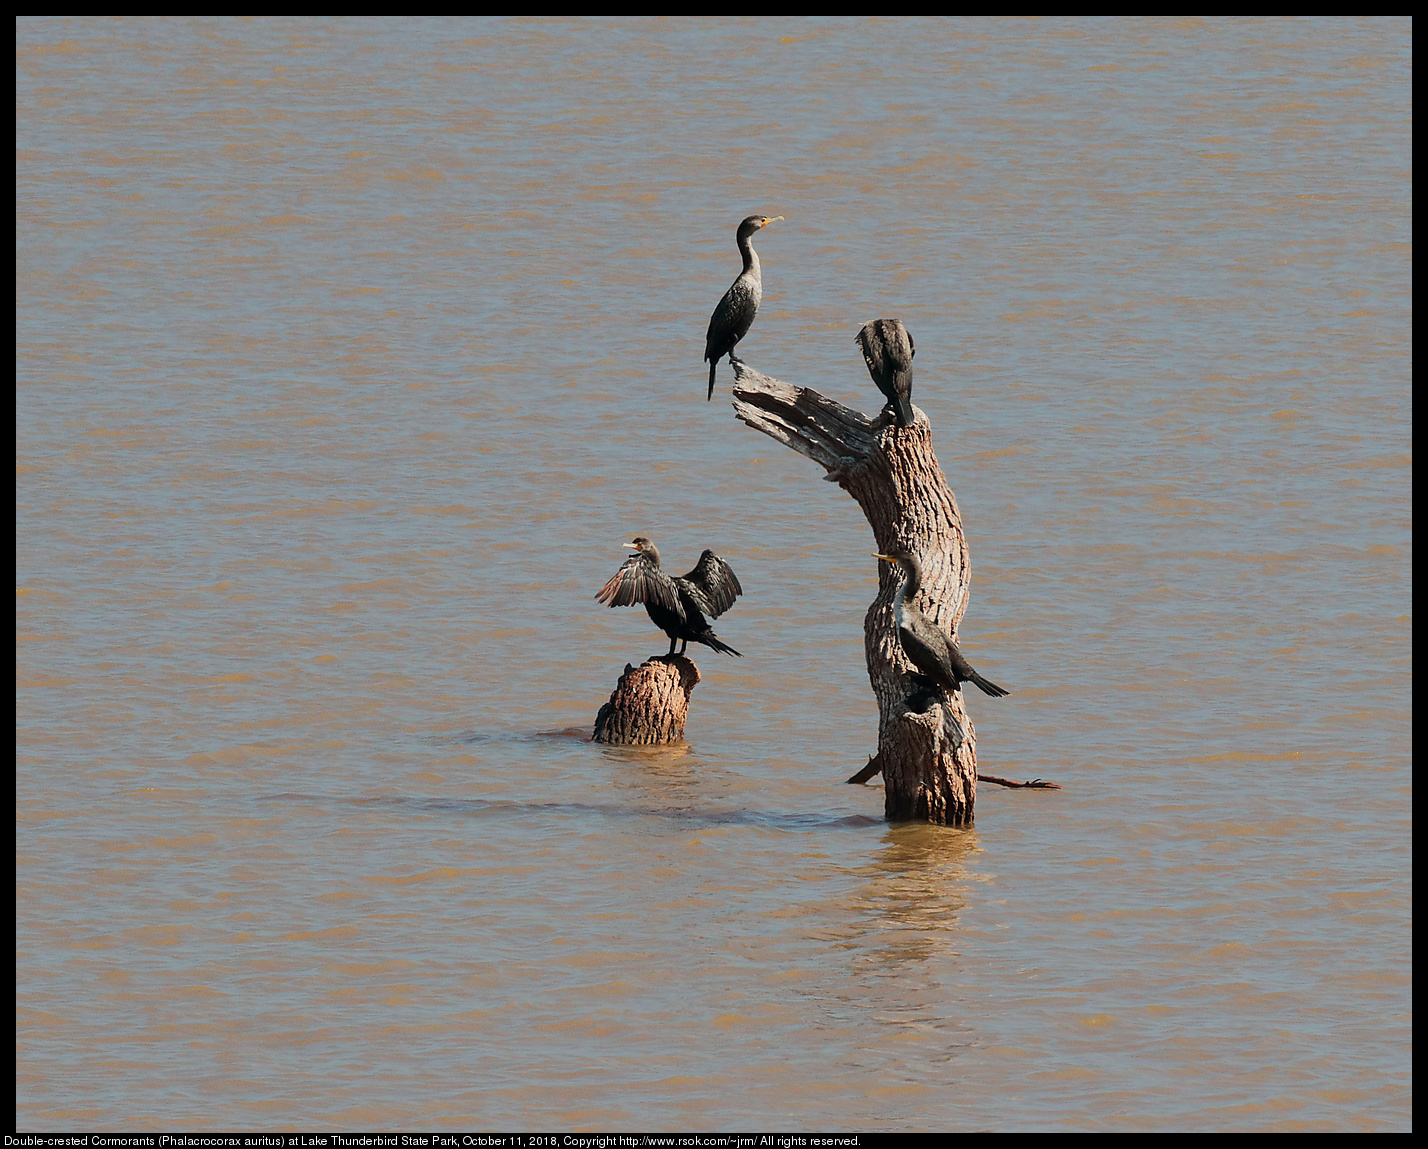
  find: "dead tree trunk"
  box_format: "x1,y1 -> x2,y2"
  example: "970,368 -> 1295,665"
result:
731,360 -> 980,824
592,655 -> 701,745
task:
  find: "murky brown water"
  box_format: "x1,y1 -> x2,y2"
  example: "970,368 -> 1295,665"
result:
16,17 -> 1410,1131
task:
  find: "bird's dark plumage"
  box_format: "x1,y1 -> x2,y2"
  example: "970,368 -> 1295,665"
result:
875,550 -> 1009,698
705,214 -> 782,400
856,318 -> 916,428
596,537 -> 744,657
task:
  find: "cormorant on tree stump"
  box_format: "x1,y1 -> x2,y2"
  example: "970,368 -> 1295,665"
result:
595,537 -> 743,657
705,213 -> 783,400
728,350 -> 1003,825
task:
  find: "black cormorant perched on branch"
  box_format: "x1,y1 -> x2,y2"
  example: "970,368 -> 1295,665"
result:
856,318 -> 916,427
597,537 -> 744,657
704,213 -> 783,400
875,550 -> 1009,698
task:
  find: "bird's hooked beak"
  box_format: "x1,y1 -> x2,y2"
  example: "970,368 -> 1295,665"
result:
761,215 -> 784,227
873,553 -> 894,563
624,542 -> 641,550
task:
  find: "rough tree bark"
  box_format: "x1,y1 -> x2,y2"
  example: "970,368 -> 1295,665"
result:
730,359 -> 982,824
592,655 -> 701,745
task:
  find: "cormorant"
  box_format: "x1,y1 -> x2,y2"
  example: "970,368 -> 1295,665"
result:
597,537 -> 744,657
704,213 -> 783,400
874,549 -> 1009,698
856,318 -> 916,427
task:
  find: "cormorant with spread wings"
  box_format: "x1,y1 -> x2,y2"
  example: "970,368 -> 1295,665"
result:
597,537 -> 744,657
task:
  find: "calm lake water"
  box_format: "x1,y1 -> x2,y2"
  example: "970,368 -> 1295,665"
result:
16,16 -> 1411,1132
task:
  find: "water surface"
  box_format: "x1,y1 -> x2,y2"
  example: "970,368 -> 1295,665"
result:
16,16 -> 1411,1131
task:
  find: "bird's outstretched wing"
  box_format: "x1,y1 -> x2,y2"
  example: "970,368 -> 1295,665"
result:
677,550 -> 743,618
595,555 -> 684,620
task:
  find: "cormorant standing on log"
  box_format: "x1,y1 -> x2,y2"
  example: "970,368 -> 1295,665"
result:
875,550 -> 1009,697
705,214 -> 783,400
597,537 -> 744,657
856,318 -> 916,427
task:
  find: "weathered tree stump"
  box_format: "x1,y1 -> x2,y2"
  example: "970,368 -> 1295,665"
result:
731,359 -> 986,825
592,655 -> 701,745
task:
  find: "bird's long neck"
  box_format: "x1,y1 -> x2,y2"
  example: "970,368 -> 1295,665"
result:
893,557 -> 922,624
641,546 -> 662,569
737,231 -> 760,281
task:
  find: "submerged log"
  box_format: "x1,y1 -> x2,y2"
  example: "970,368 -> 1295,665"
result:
592,655 -> 701,745
731,358 -> 987,825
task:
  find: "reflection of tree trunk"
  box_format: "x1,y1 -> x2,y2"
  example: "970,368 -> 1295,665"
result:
592,655 -> 701,745
731,360 -> 979,825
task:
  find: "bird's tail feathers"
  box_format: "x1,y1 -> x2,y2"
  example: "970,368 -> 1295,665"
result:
893,396 -> 915,427
707,358 -> 717,401
969,672 -> 1010,697
703,632 -> 742,657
